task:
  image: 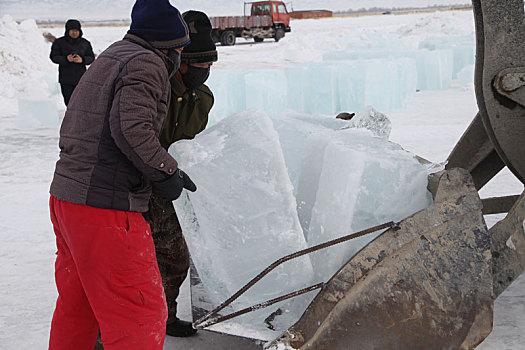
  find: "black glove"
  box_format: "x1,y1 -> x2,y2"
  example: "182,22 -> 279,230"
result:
152,169 -> 197,200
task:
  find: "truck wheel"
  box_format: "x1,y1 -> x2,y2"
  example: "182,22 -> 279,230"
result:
274,28 -> 285,42
211,30 -> 220,44
220,31 -> 236,46
254,37 -> 264,43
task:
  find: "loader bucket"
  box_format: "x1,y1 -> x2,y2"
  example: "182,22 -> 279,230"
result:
190,168 -> 500,349
490,190 -> 525,298
266,168 -> 494,349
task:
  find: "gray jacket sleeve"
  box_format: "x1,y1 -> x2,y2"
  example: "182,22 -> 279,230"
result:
109,53 -> 179,183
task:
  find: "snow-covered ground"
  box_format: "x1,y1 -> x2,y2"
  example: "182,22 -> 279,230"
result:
1,9 -> 524,350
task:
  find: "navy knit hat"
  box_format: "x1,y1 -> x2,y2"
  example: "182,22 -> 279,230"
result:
128,0 -> 190,49
181,11 -> 218,64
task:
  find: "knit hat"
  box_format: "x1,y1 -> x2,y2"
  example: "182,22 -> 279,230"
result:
181,11 -> 218,64
128,0 -> 190,49
65,19 -> 82,37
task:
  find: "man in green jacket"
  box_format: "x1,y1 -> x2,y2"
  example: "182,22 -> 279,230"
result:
144,10 -> 218,338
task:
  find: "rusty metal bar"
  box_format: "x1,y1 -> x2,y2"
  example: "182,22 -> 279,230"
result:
194,221 -> 396,328
195,283 -> 325,329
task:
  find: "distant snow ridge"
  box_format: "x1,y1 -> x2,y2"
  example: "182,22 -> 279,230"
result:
0,15 -> 52,79
0,15 -> 58,118
1,0 -> 135,21
397,11 -> 475,37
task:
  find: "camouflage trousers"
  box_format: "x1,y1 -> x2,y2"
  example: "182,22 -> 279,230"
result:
143,193 -> 190,325
94,194 -> 190,349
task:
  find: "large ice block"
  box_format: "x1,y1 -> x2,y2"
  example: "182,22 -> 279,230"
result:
272,108 -> 394,236
456,64 -> 475,87
324,48 -> 453,91
170,110 -> 316,335
205,70 -> 248,125
303,130 -> 433,280
419,35 -> 475,78
270,112 -> 347,193
171,108 -> 432,338
295,133 -> 332,238
244,70 -> 287,116
299,63 -> 338,115
271,107 -> 391,180
414,49 -> 453,90
206,57 -> 417,126
286,59 -> 417,114
270,108 -> 430,281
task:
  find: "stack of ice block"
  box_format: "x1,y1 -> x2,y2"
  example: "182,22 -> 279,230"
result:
205,32 -> 475,125
170,108 -> 432,337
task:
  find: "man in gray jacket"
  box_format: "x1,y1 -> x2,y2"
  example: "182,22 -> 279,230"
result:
48,1 -> 194,349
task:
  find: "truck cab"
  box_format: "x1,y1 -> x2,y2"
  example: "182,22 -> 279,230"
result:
249,1 -> 291,31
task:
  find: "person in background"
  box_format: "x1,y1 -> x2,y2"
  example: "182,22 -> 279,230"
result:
143,9 -> 218,338
48,0 -> 195,349
49,19 -> 95,106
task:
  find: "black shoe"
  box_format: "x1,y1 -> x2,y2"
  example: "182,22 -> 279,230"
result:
166,319 -> 198,337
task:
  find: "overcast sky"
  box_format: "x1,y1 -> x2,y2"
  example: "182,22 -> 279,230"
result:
0,0 -> 471,21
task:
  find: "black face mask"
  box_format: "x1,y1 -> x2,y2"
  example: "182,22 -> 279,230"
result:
182,66 -> 210,90
167,49 -> 181,78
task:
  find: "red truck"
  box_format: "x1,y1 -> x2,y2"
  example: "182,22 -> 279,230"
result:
210,1 -> 292,46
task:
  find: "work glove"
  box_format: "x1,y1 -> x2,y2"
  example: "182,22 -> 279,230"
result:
152,169 -> 197,200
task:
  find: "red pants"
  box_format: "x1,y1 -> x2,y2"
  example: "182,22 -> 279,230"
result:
49,196 -> 167,350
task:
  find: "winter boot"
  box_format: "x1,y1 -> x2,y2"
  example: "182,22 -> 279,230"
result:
166,318 -> 198,337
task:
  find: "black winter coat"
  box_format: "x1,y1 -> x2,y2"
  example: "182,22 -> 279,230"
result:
50,34 -> 95,85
